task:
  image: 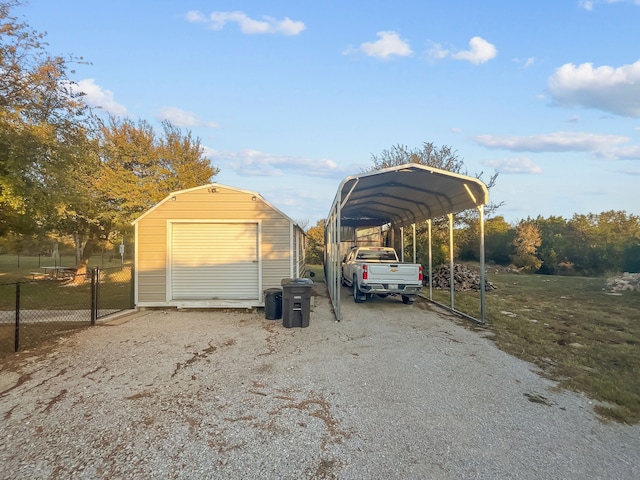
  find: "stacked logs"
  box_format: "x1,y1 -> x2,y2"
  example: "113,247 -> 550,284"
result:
425,264 -> 497,292
606,272 -> 640,292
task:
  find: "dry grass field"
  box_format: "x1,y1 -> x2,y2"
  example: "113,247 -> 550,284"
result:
431,271 -> 640,424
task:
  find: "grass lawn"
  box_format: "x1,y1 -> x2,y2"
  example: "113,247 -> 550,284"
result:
1,255 -> 133,358
0,254 -> 125,284
430,272 -> 640,425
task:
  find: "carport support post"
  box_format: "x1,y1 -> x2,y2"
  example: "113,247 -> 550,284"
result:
448,213 -> 455,309
478,205 -> 486,324
427,219 -> 433,300
412,223 -> 416,263
400,227 -> 404,262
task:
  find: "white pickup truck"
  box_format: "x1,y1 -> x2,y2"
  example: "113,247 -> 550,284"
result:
341,246 -> 423,304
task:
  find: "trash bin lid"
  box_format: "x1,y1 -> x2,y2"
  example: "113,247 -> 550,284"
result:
281,278 -> 313,286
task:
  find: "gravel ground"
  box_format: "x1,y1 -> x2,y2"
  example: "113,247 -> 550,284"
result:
1,284 -> 638,479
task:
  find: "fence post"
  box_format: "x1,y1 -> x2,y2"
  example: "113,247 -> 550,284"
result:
129,266 -> 135,309
15,283 -> 20,352
95,267 -> 100,321
91,268 -> 96,326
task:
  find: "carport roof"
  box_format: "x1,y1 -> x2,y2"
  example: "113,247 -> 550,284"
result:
334,164 -> 489,227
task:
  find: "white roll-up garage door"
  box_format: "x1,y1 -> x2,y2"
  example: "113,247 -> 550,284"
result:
170,222 -> 259,300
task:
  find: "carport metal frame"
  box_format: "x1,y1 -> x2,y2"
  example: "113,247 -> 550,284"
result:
325,163 -> 489,323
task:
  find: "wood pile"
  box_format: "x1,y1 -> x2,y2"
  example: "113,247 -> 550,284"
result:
425,264 -> 497,292
606,272 -> 640,292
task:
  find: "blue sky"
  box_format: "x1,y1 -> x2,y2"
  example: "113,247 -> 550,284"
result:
21,0 -> 640,227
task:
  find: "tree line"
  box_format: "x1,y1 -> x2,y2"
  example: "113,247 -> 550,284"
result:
0,2 -> 217,276
305,211 -> 640,276
457,211 -> 640,275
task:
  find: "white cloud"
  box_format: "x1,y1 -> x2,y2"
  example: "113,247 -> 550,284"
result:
185,10 -> 305,35
345,31 -> 412,59
474,131 -> 629,152
513,57 -> 535,68
206,148 -> 353,179
158,107 -> 219,128
482,157 -> 543,174
595,145 -> 640,160
185,10 -> 206,23
579,0 -> 640,10
426,42 -> 449,61
548,60 -> 640,117
426,36 -> 497,64
451,36 -> 497,64
75,79 -> 127,116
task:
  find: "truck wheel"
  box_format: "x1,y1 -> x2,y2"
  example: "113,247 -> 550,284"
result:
353,278 -> 364,303
402,295 -> 414,305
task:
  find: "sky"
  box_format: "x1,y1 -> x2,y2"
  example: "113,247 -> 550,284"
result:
19,0 -> 640,227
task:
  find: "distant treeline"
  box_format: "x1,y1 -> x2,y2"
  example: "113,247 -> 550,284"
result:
456,211 -> 640,275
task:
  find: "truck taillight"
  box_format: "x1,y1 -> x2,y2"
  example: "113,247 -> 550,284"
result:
418,265 -> 423,282
362,264 -> 368,280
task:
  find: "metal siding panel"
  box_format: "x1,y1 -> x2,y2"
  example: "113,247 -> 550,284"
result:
135,217 -> 168,303
171,223 -> 259,300
261,219 -> 292,289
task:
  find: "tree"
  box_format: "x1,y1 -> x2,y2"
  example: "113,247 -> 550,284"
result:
511,220 -> 542,272
305,219 -> 325,264
0,2 -> 221,277
1,0 -> 90,237
565,211 -> 640,275
65,116 -> 219,276
535,215 -> 571,274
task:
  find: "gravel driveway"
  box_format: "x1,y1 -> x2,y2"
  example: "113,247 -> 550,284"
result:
1,284 -> 638,479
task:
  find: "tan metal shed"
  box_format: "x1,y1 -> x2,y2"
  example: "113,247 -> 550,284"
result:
132,184 -> 306,309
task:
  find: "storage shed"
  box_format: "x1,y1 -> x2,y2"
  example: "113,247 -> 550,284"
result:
132,184 -> 306,309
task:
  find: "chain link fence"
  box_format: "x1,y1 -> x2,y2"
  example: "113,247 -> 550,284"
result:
0,266 -> 134,359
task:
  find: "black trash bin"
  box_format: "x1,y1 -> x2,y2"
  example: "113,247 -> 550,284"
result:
264,288 -> 282,320
281,278 -> 313,328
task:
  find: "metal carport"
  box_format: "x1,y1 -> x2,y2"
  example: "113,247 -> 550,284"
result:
325,163 -> 489,322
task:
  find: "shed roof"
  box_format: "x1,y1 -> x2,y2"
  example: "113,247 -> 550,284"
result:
131,183 -> 304,230
334,163 -> 489,227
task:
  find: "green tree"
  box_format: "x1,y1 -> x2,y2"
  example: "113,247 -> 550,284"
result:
484,216 -> 514,265
457,216 -> 514,264
535,216 -> 571,274
1,0 -> 90,236
305,219 -> 325,264
566,211 -> 640,275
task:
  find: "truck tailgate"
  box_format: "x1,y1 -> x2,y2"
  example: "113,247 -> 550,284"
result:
367,264 -> 420,284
